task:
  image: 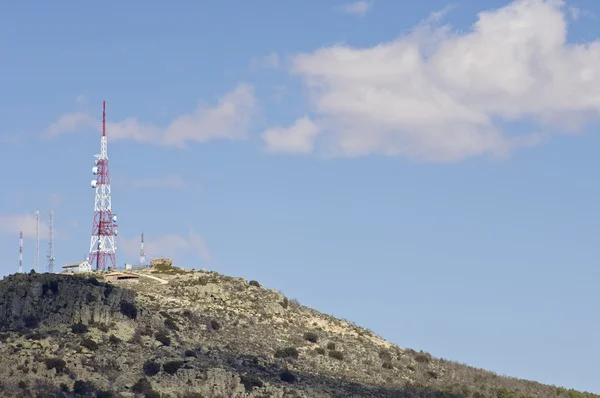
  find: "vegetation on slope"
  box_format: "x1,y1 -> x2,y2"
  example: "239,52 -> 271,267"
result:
0,269 -> 596,398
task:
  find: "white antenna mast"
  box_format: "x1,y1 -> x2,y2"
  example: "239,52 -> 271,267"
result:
19,231 -> 23,273
47,209 -> 55,273
35,210 -> 40,273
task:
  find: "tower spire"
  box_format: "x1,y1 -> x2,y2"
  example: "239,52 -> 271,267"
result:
88,101 -> 118,271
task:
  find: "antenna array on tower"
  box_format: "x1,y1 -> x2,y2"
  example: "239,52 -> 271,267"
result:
88,101 -> 119,271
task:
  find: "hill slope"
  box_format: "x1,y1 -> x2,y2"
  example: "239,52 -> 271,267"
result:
0,267 -> 596,398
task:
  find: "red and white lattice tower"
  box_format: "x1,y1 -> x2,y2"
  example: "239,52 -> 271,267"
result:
88,101 -> 119,271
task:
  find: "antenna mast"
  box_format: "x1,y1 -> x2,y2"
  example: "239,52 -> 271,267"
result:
35,210 -> 40,273
19,231 -> 23,273
47,209 -> 55,273
139,233 -> 146,267
88,100 -> 119,271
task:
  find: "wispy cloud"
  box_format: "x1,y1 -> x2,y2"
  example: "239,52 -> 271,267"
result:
338,1 -> 372,17
267,0 -> 600,162
262,116 -> 322,154
250,52 -> 280,69
44,83 -> 257,148
0,213 -> 50,239
119,228 -> 211,265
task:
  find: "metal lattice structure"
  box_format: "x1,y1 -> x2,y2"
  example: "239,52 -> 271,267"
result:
35,210 -> 40,272
88,101 -> 119,271
19,231 -> 23,274
47,209 -> 55,273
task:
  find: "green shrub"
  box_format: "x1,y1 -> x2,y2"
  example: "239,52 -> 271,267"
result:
96,391 -> 116,398
210,319 -> 220,331
132,378 -> 152,394
326,342 -> 336,350
71,322 -> 88,334
108,334 -> 121,344
45,358 -> 66,374
304,332 -> 318,343
414,351 -> 431,363
328,350 -> 344,360
119,301 -> 137,319
249,280 -> 261,287
163,360 -> 184,375
382,361 -> 393,369
280,297 -> 289,309
73,380 -> 95,395
240,375 -> 263,392
23,315 -> 39,329
81,338 -> 99,351
164,318 -> 179,331
275,347 -> 299,359
315,347 -> 326,355
18,380 -> 26,389
86,277 -> 100,286
280,370 -> 297,383
154,331 -> 171,346
184,349 -> 197,358
143,360 -> 160,377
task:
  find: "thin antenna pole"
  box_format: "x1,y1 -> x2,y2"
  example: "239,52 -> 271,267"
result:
140,232 -> 146,267
35,210 -> 40,273
19,231 -> 23,273
48,209 -> 55,273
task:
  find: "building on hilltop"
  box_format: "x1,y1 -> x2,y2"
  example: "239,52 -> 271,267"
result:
61,261 -> 92,274
150,258 -> 173,268
104,272 -> 139,284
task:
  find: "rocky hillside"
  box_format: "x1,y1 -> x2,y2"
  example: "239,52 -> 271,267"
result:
0,265 -> 597,398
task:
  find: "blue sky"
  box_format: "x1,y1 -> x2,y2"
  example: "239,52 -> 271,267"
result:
1,0 -> 600,393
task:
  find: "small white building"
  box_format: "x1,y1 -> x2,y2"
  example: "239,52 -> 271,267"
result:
62,261 -> 92,273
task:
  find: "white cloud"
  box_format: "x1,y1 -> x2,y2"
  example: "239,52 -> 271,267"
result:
250,52 -> 280,69
45,83 -> 257,148
0,213 -> 50,239
119,229 -> 211,264
276,0 -> 600,162
262,116 -> 322,154
338,1 -> 372,17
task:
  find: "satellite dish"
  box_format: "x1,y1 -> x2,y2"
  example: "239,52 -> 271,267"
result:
94,159 -> 99,165
114,230 -> 118,236
92,167 -> 98,175
91,180 -> 97,188
112,215 -> 118,222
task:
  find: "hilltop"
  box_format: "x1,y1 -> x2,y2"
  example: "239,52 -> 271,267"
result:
0,264 -> 597,398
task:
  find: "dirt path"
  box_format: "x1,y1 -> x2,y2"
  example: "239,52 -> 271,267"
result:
130,272 -> 168,285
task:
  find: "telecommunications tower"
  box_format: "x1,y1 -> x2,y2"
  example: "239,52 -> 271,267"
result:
35,210 -> 40,272
19,231 -> 23,274
47,209 -> 55,273
139,233 -> 146,267
88,101 -> 119,271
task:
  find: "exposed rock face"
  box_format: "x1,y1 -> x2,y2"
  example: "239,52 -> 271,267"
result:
0,273 -> 135,331
0,269 -> 596,398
